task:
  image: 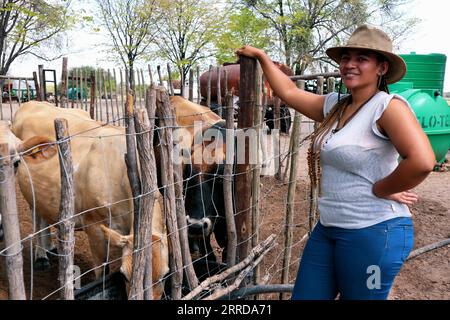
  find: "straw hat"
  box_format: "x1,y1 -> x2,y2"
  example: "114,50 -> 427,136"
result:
326,25 -> 406,84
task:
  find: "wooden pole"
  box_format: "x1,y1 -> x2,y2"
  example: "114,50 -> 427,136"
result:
251,64 -> 263,289
0,78 -> 4,119
155,87 -> 183,299
140,69 -> 146,110
188,69 -> 194,102
327,77 -> 336,93
196,66 -> 201,104
148,64 -> 154,85
98,69 -> 103,122
280,80 -> 304,300
17,77 -> 21,106
315,76 -> 324,131
60,58 -> 68,108
102,71 -> 109,123
75,69 -> 80,108
120,69 -> 125,126
129,106 -> 157,300
236,56 -> 256,264
7,76 -> 12,118
83,69 -> 88,111
54,119 -> 75,300
216,66 -> 222,117
32,72 -> 40,103
224,90 -> 237,268
167,64 -> 174,96
290,72 -> 340,81
274,96 -> 282,180
124,91 -> 142,243
157,65 -> 163,87
162,85 -> 200,290
107,70 -> 115,122
136,69 -> 142,110
38,64 -> 45,102
113,69 -> 120,122
89,71 -> 96,120
0,143 -> 26,300
206,65 -> 212,108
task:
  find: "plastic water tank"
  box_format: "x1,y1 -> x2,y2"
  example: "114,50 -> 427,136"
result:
400,52 -> 447,94
396,89 -> 450,163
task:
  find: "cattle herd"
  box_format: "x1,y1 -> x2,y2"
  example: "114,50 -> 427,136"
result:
0,96 -> 235,299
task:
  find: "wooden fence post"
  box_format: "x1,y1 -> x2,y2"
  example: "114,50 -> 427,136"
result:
155,87 -> 183,299
54,119 -> 75,300
224,91 -> 237,268
60,58 -> 68,108
157,65 -> 163,87
33,72 -> 40,102
216,66 -> 222,117
251,63 -> 263,290
38,64 -> 45,102
207,65 -> 212,108
0,143 -> 26,300
280,80 -> 304,300
89,71 -> 96,119
129,105 -> 157,300
196,66 -> 201,104
124,92 -> 142,246
188,69 -> 194,102
274,96 -> 282,180
236,56 -> 256,264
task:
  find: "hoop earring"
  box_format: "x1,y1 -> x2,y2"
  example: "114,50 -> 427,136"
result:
377,75 -> 382,88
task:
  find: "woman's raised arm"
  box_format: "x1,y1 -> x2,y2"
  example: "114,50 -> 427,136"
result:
236,45 -> 326,122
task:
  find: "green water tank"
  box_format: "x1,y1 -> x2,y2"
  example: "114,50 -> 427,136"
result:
396,89 -> 450,163
399,52 -> 447,93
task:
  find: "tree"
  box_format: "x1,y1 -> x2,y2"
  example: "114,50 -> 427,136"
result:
0,0 -> 73,76
214,7 -> 271,65
243,0 -> 418,74
95,0 -> 159,90
153,0 -> 224,96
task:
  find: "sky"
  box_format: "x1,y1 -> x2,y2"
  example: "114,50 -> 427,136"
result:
9,0 -> 450,92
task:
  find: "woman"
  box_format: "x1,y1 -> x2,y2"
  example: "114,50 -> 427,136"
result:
236,25 -> 435,300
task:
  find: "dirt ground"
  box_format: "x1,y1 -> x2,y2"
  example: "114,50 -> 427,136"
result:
0,125 -> 448,300
256,129 -> 449,300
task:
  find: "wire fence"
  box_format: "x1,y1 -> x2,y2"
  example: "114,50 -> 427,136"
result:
0,57 -> 340,300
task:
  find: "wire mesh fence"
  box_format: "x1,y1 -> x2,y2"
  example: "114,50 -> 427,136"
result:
0,57 -> 340,300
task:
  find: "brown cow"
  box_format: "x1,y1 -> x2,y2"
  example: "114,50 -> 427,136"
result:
6,101 -> 169,298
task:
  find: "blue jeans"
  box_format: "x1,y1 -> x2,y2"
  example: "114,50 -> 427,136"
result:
291,217 -> 414,300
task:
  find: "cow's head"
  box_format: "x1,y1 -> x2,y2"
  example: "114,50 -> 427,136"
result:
100,225 -> 169,300
183,123 -> 229,255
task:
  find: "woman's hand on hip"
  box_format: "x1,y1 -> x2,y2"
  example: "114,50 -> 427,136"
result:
375,189 -> 419,205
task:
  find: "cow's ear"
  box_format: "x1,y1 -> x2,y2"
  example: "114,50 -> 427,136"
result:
21,136 -> 57,162
100,225 -> 131,248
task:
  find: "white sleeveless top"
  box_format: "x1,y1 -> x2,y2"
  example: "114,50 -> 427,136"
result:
318,91 -> 412,229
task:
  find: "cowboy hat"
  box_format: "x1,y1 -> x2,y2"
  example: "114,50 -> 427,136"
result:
326,25 -> 406,84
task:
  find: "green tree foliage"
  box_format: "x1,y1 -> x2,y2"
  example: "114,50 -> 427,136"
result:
243,0 -> 417,74
214,7 -> 271,65
153,0 -> 224,95
0,0 -> 74,75
95,0 -> 159,89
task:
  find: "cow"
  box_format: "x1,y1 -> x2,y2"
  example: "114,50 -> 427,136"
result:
166,96 -> 232,272
3,101 -> 169,298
